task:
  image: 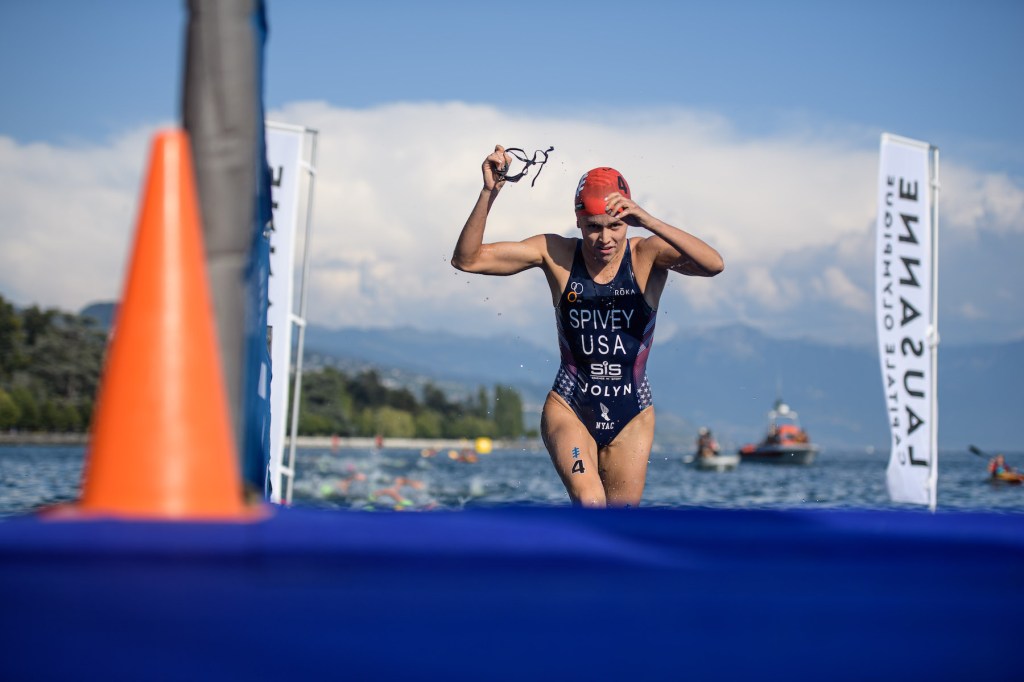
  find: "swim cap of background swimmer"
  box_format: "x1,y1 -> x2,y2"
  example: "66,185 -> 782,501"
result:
574,167 -> 630,216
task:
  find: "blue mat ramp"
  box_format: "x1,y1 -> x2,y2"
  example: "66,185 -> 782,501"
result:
1,506 -> 1022,681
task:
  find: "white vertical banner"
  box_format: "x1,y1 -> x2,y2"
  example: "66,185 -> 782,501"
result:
265,123 -> 304,503
875,133 -> 939,509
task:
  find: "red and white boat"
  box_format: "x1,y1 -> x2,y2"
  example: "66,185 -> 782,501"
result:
739,399 -> 819,465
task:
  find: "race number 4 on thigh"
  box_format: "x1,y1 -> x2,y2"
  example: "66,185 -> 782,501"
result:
542,394 -> 604,506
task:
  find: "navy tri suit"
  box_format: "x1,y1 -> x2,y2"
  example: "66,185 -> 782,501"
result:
552,240 -> 656,447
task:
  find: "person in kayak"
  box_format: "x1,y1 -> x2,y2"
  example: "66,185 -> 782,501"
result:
452,145 -> 724,507
989,454 -> 1015,477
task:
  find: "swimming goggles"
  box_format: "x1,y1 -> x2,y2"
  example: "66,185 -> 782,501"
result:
498,146 -> 555,187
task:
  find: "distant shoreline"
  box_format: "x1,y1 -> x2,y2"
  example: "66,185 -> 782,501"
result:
0,432 -> 544,452
0,433 -> 89,446
288,436 -> 544,452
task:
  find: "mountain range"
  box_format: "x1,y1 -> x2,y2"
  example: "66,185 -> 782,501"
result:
302,322 -> 1023,452
81,302 -> 1022,452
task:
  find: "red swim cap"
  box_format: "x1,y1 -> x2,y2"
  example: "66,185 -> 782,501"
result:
574,167 -> 630,216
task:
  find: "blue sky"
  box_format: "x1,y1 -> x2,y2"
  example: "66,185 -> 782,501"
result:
1,0 -> 1022,347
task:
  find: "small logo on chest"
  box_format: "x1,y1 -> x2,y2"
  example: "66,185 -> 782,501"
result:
566,281 -> 584,303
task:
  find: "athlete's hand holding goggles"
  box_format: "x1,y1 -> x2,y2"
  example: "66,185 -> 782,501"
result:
495,145 -> 555,187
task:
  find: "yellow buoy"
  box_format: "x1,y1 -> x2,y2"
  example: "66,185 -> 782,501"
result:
475,437 -> 493,455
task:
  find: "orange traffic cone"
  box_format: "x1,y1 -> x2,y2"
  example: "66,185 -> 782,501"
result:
75,129 -> 247,519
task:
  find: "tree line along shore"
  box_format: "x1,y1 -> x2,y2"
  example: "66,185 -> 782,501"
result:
0,295 -> 530,441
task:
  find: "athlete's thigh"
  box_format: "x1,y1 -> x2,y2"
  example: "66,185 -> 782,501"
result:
600,406 -> 655,507
541,392 -> 605,507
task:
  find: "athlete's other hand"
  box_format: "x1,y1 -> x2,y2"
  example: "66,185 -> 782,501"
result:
604,192 -> 653,228
482,145 -> 511,191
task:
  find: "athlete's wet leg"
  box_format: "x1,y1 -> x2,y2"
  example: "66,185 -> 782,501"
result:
541,392 -> 605,507
598,406 -> 655,507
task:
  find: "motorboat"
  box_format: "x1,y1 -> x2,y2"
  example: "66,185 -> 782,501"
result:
692,450 -> 740,472
686,428 -> 739,472
739,399 -> 819,465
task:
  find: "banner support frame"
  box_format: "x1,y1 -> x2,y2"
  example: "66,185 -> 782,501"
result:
265,121 -> 318,505
927,145 -> 940,513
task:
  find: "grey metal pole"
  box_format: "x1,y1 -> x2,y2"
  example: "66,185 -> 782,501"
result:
182,0 -> 260,473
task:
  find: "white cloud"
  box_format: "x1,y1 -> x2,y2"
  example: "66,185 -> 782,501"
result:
957,302 -> 987,321
0,128 -> 155,309
269,100 -> 894,344
1,102 -> 1022,347
943,164 -> 1024,236
814,266 -> 871,313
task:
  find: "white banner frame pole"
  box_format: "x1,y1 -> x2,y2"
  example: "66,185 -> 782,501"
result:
283,127 -> 318,506
927,145 -> 940,513
265,121 -> 318,505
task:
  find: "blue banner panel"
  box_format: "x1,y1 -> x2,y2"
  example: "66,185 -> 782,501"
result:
1,507 -> 1022,681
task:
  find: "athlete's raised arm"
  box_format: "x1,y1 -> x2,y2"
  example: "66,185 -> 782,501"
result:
452,145 -> 547,276
605,192 -> 725,277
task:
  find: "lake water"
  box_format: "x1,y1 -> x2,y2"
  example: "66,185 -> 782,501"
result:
2,443 -> 1022,516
